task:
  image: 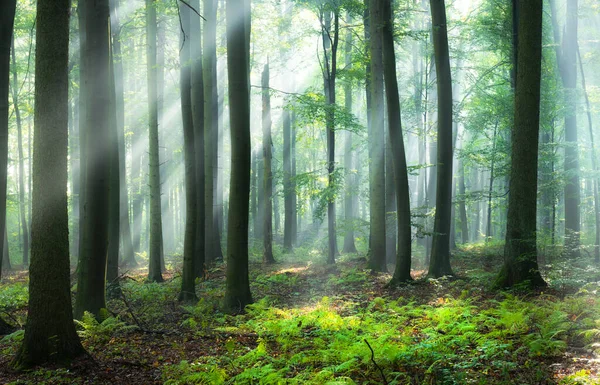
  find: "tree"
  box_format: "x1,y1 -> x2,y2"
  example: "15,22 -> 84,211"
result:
319,2 -> 340,264
427,0 -> 454,278
382,0 -> 412,283
110,0 -> 136,267
224,0 -> 253,313
204,0 -> 223,264
191,0 -> 206,279
179,1 -> 199,302
368,0 -> 387,272
0,0 -> 16,280
11,36 -> 29,267
342,12 -> 357,254
494,0 -> 546,289
75,0 -> 113,318
13,0 -> 85,367
558,0 -> 580,258
262,63 -> 275,264
147,0 -> 164,282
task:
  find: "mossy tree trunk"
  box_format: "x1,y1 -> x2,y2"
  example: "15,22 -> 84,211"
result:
13,0 -> 85,366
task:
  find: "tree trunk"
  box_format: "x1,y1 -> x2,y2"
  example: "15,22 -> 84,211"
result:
577,45 -> 600,263
224,0 -> 253,313
179,3 -> 199,302
0,0 -> 16,279
494,0 -> 546,289
204,0 -> 223,264
191,0 -> 206,279
321,9 -> 339,264
13,0 -> 85,366
146,0 -> 164,282
458,158 -> 469,243
383,0 -> 412,283
110,0 -> 136,267
106,38 -> 121,295
283,109 -> 293,251
262,63 -> 275,264
74,0 -> 112,318
342,16 -> 357,254
368,0 -> 387,272
554,0 -> 580,258
427,0 -> 453,278
11,37 -> 29,267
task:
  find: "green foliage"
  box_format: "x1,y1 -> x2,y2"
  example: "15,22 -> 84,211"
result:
0,283 -> 28,311
74,311 -> 137,345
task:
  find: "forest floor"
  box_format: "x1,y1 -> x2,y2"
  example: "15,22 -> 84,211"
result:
2,243 -> 600,384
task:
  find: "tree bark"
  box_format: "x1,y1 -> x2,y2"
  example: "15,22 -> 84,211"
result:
0,0 -> 16,279
342,14 -> 357,254
191,0 -> 206,279
262,63 -> 275,264
179,3 -> 199,302
110,0 -> 136,267
383,0 -> 412,283
146,0 -> 164,282
204,0 -> 223,264
494,0 -> 546,289
368,0 -> 387,272
75,0 -> 113,318
427,0 -> 454,278
13,0 -> 85,366
224,0 -> 253,313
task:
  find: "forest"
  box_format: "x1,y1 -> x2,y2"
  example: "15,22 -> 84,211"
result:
1,0 -> 600,383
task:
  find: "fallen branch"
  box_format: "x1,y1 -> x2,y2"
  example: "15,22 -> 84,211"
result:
364,339 -> 388,385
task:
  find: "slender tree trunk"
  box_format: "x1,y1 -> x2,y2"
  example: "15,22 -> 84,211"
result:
383,0 -> 412,283
2,225 -> 10,272
191,0 -> 206,279
13,0 -> 85,366
224,0 -> 253,313
106,49 -> 121,295
146,0 -> 164,282
368,0 -> 387,272
321,9 -> 340,264
458,158 -> 469,243
428,0 -> 453,277
577,45 -> 600,262
11,37 -> 29,267
110,0 -> 136,267
75,0 -> 112,318
291,112 -> 298,245
0,0 -> 17,277
494,0 -> 546,289
204,0 -> 223,264
342,16 -> 357,254
283,109 -> 293,251
262,63 -> 275,264
251,150 -> 258,239
486,121 -> 498,241
179,3 -> 199,302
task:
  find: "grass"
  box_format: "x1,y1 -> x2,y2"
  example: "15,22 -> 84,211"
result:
1,244 -> 600,384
